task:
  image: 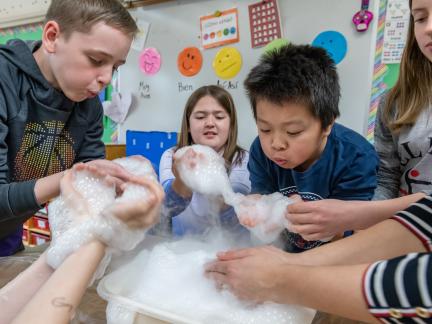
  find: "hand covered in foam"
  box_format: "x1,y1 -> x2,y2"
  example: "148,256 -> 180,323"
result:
47,157 -> 163,274
48,163 -> 116,248
234,193 -> 293,244
174,145 -> 233,200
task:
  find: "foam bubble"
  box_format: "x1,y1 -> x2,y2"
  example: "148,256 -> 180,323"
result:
174,145 -> 293,243
46,157 -> 158,273
101,235 -> 314,324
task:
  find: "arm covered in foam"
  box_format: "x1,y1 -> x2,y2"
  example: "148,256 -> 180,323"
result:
159,148 -> 192,219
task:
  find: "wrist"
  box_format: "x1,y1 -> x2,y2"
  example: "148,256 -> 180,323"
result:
172,178 -> 192,198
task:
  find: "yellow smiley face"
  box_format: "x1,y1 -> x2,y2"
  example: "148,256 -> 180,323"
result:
212,47 -> 242,80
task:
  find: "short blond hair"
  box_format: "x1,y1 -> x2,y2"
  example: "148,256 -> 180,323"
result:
45,0 -> 137,39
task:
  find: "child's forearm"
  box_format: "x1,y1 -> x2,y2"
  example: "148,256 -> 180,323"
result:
297,216 -> 427,267
273,263 -> 379,323
351,192 -> 426,230
12,240 -> 106,324
0,252 -> 54,324
34,171 -> 64,205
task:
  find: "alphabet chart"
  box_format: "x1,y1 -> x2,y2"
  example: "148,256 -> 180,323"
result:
382,0 -> 410,64
248,0 -> 282,48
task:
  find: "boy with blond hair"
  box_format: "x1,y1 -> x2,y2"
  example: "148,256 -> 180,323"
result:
0,0 -> 137,256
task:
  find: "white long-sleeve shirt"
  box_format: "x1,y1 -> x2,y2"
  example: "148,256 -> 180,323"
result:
159,147 -> 251,236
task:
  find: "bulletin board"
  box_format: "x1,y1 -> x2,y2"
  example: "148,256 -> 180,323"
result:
117,0 -> 380,148
367,0 -> 408,143
0,23 -> 43,45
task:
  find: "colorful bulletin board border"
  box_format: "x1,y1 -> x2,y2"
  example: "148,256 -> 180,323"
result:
0,22 -> 43,44
200,8 -> 239,49
367,0 -> 389,143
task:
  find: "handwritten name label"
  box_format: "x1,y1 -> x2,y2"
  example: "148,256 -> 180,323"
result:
139,81 -> 151,99
217,80 -> 239,90
178,82 -> 193,92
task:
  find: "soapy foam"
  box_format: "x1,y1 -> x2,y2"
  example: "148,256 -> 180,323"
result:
47,157 -> 157,273
101,234 -> 314,324
175,144 -> 294,243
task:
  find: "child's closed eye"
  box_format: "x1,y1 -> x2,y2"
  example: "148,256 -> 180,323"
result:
88,56 -> 104,66
287,131 -> 302,136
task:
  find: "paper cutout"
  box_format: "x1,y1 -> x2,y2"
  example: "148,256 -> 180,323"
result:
200,8 -> 239,49
131,18 -> 150,52
248,0 -> 282,48
382,0 -> 410,64
263,38 -> 289,55
177,47 -> 203,77
102,91 -> 132,124
212,47 -> 242,80
139,48 -> 161,75
312,31 -> 347,64
383,63 -> 400,88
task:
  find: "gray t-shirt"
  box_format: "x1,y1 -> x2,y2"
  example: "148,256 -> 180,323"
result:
373,95 -> 432,200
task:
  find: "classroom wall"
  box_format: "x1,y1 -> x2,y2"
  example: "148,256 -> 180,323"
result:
118,0 -> 379,149
0,0 -> 49,28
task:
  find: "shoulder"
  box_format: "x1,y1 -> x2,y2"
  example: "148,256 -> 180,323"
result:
377,91 -> 397,120
76,97 -> 104,121
330,123 -> 375,153
160,146 -> 176,161
249,136 -> 265,157
232,149 -> 250,169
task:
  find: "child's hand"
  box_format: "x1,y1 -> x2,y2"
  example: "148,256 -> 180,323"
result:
235,194 -> 262,227
105,176 -> 164,229
175,147 -> 205,170
171,149 -> 201,197
286,199 -> 352,241
86,159 -> 133,194
60,163 -> 115,223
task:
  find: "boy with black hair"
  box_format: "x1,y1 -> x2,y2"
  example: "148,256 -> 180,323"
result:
243,44 -> 378,252
0,0 -> 137,256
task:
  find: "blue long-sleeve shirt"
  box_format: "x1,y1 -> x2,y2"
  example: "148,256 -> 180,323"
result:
248,123 -> 379,252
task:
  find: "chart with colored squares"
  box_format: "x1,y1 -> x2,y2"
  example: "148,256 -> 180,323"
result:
200,8 -> 239,49
248,0 -> 282,48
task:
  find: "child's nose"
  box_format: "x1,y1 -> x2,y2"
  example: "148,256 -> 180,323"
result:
271,134 -> 287,150
97,66 -> 113,87
426,17 -> 432,34
204,116 -> 216,127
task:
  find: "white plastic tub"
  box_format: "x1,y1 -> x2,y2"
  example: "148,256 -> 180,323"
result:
97,235 -> 316,324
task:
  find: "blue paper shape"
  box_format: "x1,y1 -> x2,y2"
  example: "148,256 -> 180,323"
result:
312,31 -> 347,64
126,130 -> 178,176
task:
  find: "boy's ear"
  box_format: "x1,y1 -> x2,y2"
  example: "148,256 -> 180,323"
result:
42,21 -> 61,54
322,121 -> 334,136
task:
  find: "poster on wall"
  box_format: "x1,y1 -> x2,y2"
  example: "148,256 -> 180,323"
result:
200,8 -> 239,49
382,0 -> 410,64
248,0 -> 282,48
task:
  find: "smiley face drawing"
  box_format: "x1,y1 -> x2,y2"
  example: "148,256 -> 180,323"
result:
212,47 -> 242,80
311,31 -> 347,65
177,47 -> 203,77
139,47 -> 161,75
